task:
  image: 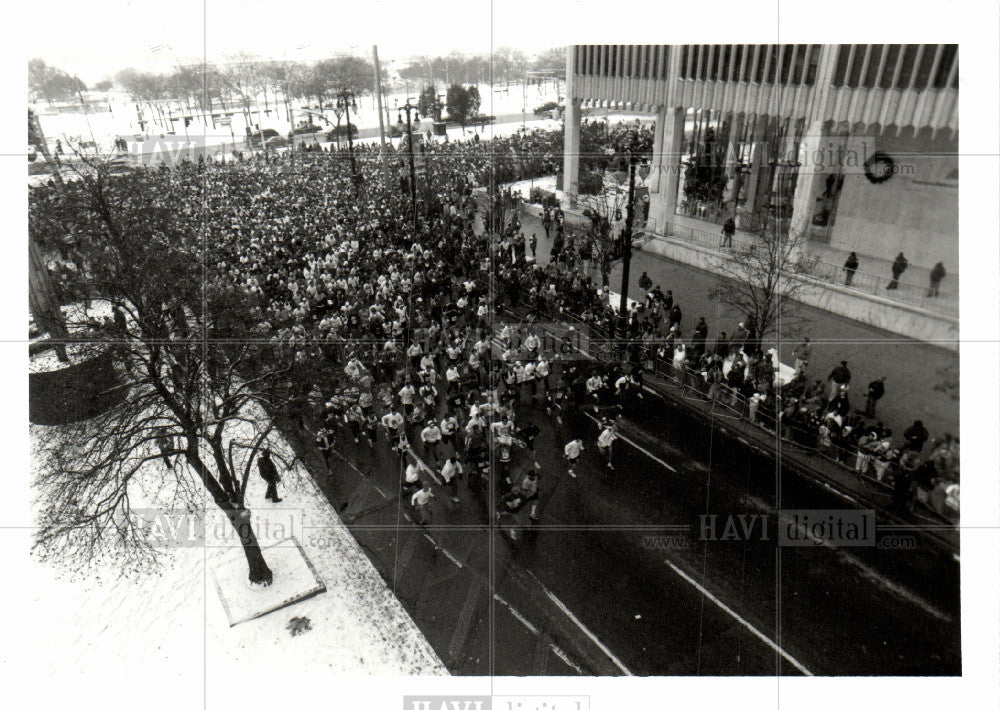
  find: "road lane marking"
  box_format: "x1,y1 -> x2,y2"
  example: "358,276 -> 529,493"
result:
525,570 -> 634,676
311,428 -> 587,673
661,559 -> 814,676
583,411 -> 677,472
740,494 -> 953,623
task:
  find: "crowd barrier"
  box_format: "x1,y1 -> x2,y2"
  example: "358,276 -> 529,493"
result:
499,294 -> 957,526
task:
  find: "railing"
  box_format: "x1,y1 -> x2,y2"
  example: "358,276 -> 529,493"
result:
501,297 -> 958,527
649,222 -> 959,316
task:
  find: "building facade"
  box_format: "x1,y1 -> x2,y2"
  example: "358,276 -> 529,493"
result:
562,45 -> 958,282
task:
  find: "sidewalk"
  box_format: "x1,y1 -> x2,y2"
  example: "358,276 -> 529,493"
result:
513,203 -> 960,444
504,176 -> 958,317
25,417 -> 447,696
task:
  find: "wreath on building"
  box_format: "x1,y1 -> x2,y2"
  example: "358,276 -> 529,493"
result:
864,152 -> 895,183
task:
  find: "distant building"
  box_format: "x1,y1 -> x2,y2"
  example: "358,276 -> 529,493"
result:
562,44 -> 958,277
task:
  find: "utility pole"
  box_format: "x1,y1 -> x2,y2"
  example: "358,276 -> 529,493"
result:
372,45 -> 390,182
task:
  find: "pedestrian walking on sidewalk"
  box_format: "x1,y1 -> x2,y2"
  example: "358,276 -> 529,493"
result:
828,360 -> 852,399
529,233 -> 538,259
259,449 -> 282,503
887,252 -> 908,290
927,262 -> 946,297
843,252 -> 859,286
721,216 -> 736,248
864,377 -> 885,418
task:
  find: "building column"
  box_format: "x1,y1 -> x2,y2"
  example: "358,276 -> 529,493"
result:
722,112 -> 745,209
741,116 -> 772,229
790,119 -> 840,238
647,106 -> 685,235
562,97 -> 582,205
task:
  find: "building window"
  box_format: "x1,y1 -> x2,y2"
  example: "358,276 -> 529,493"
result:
805,45 -> 820,85
832,44 -> 852,86
846,45 -> 867,88
899,44 -> 921,87
934,45 -> 958,88
879,45 -> 901,88
913,44 -> 939,89
862,45 -> 883,88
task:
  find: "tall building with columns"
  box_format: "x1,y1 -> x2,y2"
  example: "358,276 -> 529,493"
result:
562,45 -> 958,290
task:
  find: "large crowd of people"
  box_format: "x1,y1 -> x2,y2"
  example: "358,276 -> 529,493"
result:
29,122 -> 959,528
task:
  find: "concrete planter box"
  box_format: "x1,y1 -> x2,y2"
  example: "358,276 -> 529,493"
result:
29,347 -> 127,425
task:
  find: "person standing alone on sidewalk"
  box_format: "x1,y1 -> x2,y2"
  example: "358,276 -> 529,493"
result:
887,252 -> 908,290
721,216 -> 736,248
843,252 -> 859,286
865,376 -> 885,418
927,262 -> 946,297
259,449 -> 282,503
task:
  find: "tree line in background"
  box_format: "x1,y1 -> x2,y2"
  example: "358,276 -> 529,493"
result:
29,59 -> 90,105
397,47 -> 565,86
28,47 -> 565,114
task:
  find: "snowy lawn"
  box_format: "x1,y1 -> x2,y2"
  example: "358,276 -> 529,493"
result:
27,408 -> 447,678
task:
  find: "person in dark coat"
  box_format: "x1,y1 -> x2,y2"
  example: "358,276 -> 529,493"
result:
843,252 -> 859,286
258,449 -> 282,502
887,252 -> 908,290
864,376 -> 885,417
903,420 -> 929,453
927,262 -> 946,297
828,360 -> 852,398
721,216 -> 736,248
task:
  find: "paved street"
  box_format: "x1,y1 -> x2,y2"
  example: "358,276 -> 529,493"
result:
280,362 -> 959,676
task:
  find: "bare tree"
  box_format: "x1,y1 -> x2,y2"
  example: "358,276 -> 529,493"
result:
708,226 -> 817,342
30,155 -> 303,585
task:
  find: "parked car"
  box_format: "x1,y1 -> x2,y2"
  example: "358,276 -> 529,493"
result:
292,122 -> 323,135
248,128 -> 280,145
327,124 -> 359,140
454,114 -> 495,127
533,101 -> 560,116
264,135 -> 291,149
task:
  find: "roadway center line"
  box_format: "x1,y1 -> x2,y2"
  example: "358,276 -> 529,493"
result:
661,558 -> 814,676
583,411 -> 677,472
525,569 -> 634,676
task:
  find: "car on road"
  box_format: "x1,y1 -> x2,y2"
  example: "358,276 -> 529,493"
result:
327,124 -> 359,141
263,135 -> 291,149
248,128 -> 280,146
292,122 -> 324,135
533,101 -> 561,116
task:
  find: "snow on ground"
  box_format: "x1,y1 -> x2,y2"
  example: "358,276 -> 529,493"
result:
32,82 -> 563,153
26,407 -> 447,679
29,300 -> 117,373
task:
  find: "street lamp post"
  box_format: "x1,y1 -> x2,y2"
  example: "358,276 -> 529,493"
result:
614,151 -> 649,348
396,101 -> 420,234
336,89 -> 360,187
